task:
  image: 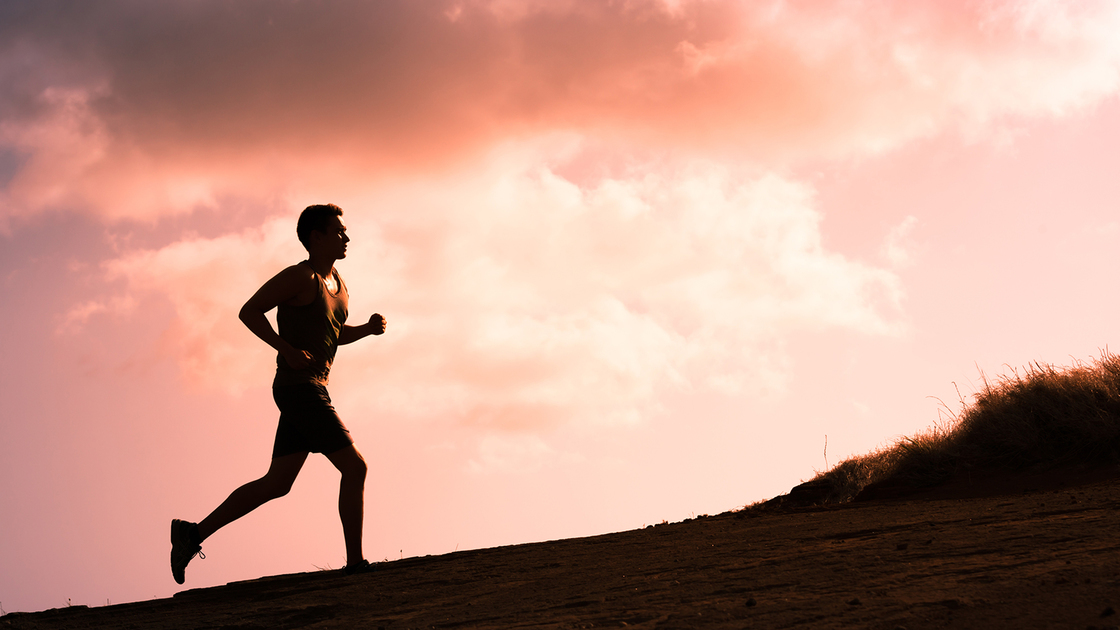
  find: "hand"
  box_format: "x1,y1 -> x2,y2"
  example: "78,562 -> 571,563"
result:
281,347 -> 314,369
369,313 -> 386,335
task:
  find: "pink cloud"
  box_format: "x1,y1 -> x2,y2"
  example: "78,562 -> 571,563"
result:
93,217 -> 304,392
13,0 -> 1120,441
2,1 -> 1119,222
91,151 -> 904,432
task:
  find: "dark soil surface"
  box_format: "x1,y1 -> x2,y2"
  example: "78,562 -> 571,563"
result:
6,470 -> 1120,629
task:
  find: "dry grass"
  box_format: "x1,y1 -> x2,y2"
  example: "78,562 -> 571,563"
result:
758,350 -> 1120,509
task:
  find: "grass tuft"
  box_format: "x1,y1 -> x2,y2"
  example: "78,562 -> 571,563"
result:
756,350 -> 1120,509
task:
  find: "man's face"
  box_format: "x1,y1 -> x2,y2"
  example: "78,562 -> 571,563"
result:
313,215 -> 350,259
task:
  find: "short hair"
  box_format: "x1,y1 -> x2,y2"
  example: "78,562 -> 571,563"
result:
296,204 -> 343,250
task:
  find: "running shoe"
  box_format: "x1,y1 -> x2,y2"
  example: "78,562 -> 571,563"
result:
343,559 -> 376,575
170,519 -> 203,584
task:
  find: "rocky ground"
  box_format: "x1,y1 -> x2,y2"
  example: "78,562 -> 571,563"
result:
5,470 -> 1120,629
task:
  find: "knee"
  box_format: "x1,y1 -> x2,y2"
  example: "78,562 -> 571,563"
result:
351,457 -> 368,481
271,482 -> 295,499
330,447 -> 367,483
343,455 -> 367,483
257,476 -> 295,500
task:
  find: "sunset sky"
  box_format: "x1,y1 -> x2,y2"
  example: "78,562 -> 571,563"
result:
4,0 -> 1120,613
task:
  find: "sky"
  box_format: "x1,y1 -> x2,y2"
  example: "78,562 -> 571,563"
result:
3,0 -> 1120,614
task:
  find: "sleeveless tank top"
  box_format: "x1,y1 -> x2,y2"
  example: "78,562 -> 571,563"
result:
273,262 -> 349,387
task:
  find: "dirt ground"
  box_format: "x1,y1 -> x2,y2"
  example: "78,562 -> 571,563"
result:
5,471 -> 1120,629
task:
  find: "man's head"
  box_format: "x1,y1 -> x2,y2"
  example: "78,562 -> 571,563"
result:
297,204 -> 344,251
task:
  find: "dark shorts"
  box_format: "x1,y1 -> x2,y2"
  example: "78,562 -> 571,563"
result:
272,382 -> 354,458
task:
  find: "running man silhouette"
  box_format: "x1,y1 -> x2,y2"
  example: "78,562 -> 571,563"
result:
171,203 -> 386,583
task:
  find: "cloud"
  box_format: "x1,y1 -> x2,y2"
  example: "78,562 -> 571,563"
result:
14,0 -> 1120,435
91,150 -> 904,429
93,216 -> 305,393
882,215 -> 920,268
56,294 -> 135,335
3,1 -> 1120,222
467,434 -> 556,474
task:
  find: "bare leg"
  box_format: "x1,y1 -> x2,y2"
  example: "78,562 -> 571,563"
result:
196,452 -> 309,541
325,445 -> 367,566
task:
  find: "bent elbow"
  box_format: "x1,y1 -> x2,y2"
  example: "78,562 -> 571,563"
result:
238,304 -> 258,325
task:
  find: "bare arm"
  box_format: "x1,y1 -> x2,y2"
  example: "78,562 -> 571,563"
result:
239,265 -> 318,369
338,313 -> 386,345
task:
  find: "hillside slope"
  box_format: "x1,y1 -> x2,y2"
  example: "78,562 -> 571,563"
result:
5,472 -> 1120,629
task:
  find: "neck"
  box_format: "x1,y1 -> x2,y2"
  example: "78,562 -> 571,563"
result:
306,254 -> 336,278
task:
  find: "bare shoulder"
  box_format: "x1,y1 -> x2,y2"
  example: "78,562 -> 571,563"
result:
275,262 -> 316,283
245,262 -> 318,310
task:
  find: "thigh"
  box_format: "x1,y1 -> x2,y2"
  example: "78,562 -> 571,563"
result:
263,451 -> 309,486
